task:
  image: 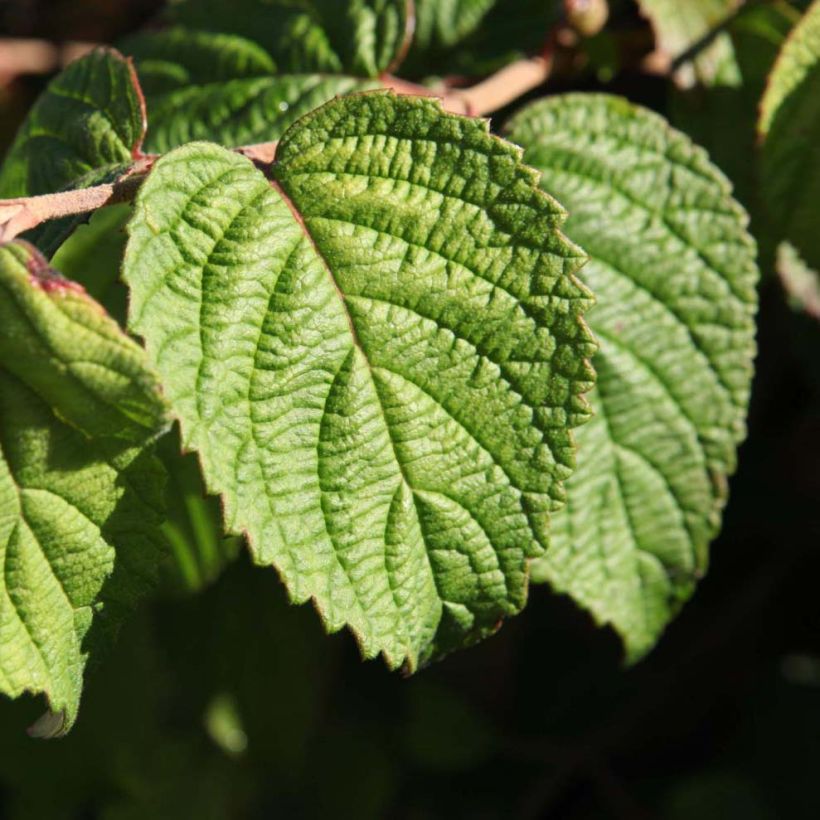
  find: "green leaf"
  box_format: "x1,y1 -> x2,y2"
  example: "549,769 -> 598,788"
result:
166,0 -> 412,77
122,28 -> 378,153
143,73 -> 377,153
671,1 -> 799,211
759,0 -> 820,272
124,92 -> 595,668
637,0 -> 741,87
121,28 -> 276,97
0,241 -> 168,444
0,373 -> 166,736
0,48 -> 146,198
507,94 -> 758,659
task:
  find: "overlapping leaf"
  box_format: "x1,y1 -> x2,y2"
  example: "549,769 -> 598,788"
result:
0,49 -> 145,199
759,0 -> 820,274
167,0 -> 412,77
124,92 -> 596,669
122,28 -> 378,153
507,94 -> 758,658
0,241 -> 168,735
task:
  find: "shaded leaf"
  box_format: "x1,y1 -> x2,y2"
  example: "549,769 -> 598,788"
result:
759,0 -> 820,272
637,0 -> 741,88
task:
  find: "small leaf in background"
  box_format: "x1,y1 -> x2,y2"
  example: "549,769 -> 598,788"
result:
0,48 -> 146,198
669,0 -> 799,253
0,241 -> 168,444
122,27 -> 378,152
637,0 -> 741,88
124,92 -> 595,670
508,94 -> 758,659
404,0 -> 562,77
759,0 -> 820,293
777,241 -> 820,319
166,0 -> 412,77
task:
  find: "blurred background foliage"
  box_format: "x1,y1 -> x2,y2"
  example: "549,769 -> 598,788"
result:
0,1 -> 818,817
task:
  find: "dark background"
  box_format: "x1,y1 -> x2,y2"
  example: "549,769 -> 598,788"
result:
0,1 -> 818,817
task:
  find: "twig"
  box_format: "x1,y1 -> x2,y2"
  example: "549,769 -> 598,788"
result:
382,55 -> 553,116
0,159 -> 153,243
0,38 -> 96,81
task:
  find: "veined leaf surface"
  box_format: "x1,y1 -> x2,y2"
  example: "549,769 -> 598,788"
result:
124,92 -> 595,668
167,0 -> 412,77
508,94 -> 758,659
0,49 -> 145,199
0,243 -> 168,735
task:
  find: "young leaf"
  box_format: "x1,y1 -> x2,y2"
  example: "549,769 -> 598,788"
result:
759,0 -> 820,273
637,0 -> 741,87
124,92 -> 596,669
0,48 -> 146,199
0,241 -> 168,444
507,94 -> 758,659
166,0 -> 412,77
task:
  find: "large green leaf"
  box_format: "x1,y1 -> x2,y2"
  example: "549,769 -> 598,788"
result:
507,94 -> 758,659
0,241 -> 168,735
0,49 -> 146,199
759,0 -> 820,273
124,92 -> 596,669
0,241 -> 168,444
637,0 -> 741,87
166,0 -> 412,77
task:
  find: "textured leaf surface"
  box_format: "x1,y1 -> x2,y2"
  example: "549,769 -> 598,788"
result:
143,73 -> 376,153
0,49 -> 145,198
122,28 -> 276,97
637,0 -> 741,87
123,28 -> 377,153
0,241 -> 168,444
759,0 -> 820,272
0,370 -> 166,736
167,0 -> 412,77
508,94 -> 758,658
124,92 -> 595,668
